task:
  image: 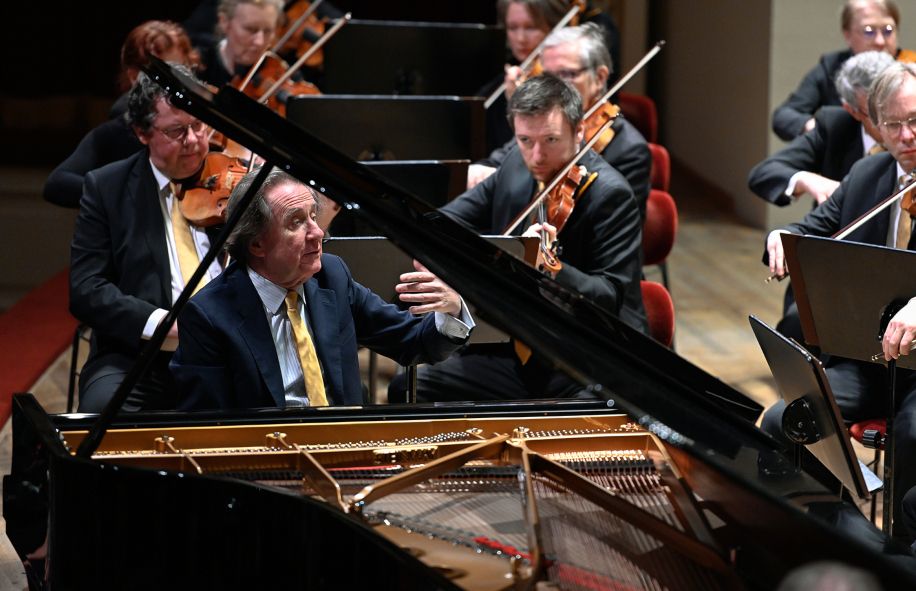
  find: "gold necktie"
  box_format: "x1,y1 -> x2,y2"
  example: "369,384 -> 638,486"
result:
169,183 -> 208,295
868,143 -> 885,156
285,291 -> 329,407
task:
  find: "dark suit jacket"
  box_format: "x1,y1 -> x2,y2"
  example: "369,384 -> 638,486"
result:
762,153 -> 900,266
749,106 -> 863,206
479,116 -> 651,219
772,49 -> 850,141
44,116 -> 142,208
170,257 -> 467,410
70,150 -> 174,363
442,145 -> 648,334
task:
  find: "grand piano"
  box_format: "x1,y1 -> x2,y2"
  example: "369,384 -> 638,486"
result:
5,61 -> 916,590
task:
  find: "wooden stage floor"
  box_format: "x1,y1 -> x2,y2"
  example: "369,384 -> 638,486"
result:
0,169 -> 831,587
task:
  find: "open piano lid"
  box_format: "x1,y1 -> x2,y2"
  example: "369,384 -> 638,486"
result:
135,59 -> 914,571
6,59 -> 915,589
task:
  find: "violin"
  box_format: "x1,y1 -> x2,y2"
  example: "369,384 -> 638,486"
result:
583,102 -> 620,154
176,153 -> 251,227
275,0 -> 327,69
484,5 -> 581,109
233,52 -> 320,117
534,164 -> 590,275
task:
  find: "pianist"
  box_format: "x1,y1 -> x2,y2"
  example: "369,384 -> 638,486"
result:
170,168 -> 473,409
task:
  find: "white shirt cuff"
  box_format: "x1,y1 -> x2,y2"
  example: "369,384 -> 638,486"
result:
785,171 -> 804,198
434,298 -> 475,340
142,308 -> 178,351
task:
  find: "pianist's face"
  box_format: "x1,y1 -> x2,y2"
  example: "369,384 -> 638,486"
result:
249,182 -> 324,289
513,106 -> 585,182
219,2 -> 280,68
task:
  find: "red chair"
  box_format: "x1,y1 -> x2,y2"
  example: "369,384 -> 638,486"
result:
640,280 -> 675,348
648,142 -> 670,192
642,189 -> 678,290
850,418 -> 886,523
619,91 -> 658,143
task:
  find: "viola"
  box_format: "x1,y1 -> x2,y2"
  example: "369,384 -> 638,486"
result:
275,0 -> 327,69
176,153 -> 251,227
583,103 -> 619,155
233,52 -> 320,117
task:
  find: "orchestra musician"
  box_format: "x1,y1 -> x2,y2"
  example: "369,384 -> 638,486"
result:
469,22 -> 651,220
42,21 -> 200,208
481,0 -> 566,153
763,62 -> 916,541
69,68 -> 224,412
197,0 -> 283,87
750,51 -> 893,344
169,169 -> 473,410
772,0 -> 915,141
390,74 -> 646,403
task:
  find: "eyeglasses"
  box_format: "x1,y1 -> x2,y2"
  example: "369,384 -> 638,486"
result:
861,24 -> 895,39
551,67 -> 589,81
151,120 -> 207,142
880,115 -> 916,136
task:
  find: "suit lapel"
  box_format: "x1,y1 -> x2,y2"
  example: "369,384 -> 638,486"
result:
874,162 -> 898,243
304,279 -> 342,404
231,267 -> 287,407
133,155 -> 171,306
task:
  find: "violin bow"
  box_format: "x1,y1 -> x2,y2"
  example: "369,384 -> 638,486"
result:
258,12 -> 351,105
833,171 -> 916,240
484,5 -> 581,110
502,113 -> 617,236
583,40 -> 665,121
271,0 -> 326,53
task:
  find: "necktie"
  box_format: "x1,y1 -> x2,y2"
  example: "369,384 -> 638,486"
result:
867,143 -> 885,156
285,291 -> 329,407
169,183 -> 208,295
898,175 -> 914,250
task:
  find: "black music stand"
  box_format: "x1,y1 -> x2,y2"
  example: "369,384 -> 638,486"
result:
286,95 -> 487,161
750,316 -> 873,500
330,160 -> 469,237
781,233 -> 916,534
321,19 -> 505,95
323,236 -> 537,402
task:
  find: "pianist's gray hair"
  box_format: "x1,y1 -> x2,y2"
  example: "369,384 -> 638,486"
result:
834,50 -> 894,107
225,168 -> 318,265
543,23 -> 614,77
507,73 -> 583,133
867,61 -> 916,125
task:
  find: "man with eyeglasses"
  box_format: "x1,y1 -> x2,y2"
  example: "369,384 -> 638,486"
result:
772,0 -> 916,141
468,23 -> 651,220
762,62 -> 916,543
69,70 -> 223,412
388,74 -> 647,403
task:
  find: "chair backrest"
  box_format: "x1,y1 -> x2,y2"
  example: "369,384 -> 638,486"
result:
647,142 -> 670,192
619,92 -> 658,143
640,280 -> 674,347
642,189 -> 678,267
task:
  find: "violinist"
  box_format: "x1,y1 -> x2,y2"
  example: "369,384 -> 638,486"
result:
772,0 -> 915,141
389,74 -> 647,403
43,21 -> 200,208
481,0 -> 567,153
470,23 -> 651,220
69,67 -> 225,413
750,51 -> 893,345
761,62 -> 916,542
197,0 -> 283,87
